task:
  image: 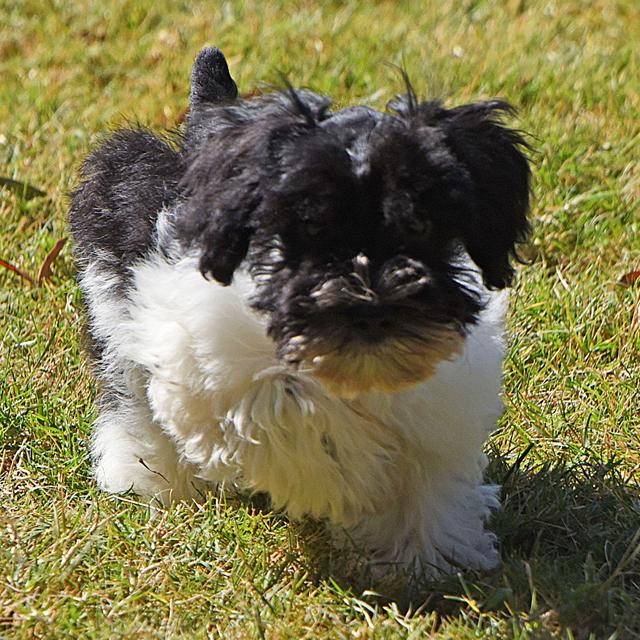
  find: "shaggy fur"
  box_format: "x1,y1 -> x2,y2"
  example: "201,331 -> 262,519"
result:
70,47 -> 531,576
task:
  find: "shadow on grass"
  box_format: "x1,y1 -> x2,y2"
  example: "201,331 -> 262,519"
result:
285,454 -> 640,638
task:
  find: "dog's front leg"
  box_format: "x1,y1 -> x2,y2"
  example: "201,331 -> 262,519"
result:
91,385 -> 210,505
345,454 -> 501,577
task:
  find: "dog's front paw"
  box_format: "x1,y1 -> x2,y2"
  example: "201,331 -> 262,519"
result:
343,480 -> 501,579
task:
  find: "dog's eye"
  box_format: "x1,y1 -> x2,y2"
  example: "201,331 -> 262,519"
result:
304,222 -> 324,238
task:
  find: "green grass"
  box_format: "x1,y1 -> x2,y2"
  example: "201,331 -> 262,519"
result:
1,0 -> 639,637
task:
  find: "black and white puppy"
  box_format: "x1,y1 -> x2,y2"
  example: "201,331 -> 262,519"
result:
70,47 -> 530,576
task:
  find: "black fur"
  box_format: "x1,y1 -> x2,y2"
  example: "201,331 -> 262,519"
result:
70,47 -> 531,362
69,128 -> 183,271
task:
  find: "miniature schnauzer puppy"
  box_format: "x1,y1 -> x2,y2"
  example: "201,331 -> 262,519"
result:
70,47 -> 530,576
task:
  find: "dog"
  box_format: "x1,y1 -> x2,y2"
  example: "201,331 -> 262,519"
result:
69,47 -> 530,577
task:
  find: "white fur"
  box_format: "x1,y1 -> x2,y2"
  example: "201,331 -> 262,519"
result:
87,250 -> 508,576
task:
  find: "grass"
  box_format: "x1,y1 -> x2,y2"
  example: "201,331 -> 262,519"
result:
1,0 -> 639,637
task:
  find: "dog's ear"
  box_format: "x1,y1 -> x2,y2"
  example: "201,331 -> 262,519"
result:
178,82 -> 331,285
177,146 -> 262,285
436,101 -> 531,289
177,47 -> 257,285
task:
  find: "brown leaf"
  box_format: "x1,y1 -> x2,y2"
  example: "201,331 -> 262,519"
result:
0,176 -> 47,200
0,258 -> 35,286
37,237 -> 67,286
619,270 -> 640,287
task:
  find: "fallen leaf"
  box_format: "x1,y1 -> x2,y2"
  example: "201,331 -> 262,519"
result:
619,270 -> 640,287
0,176 -> 47,200
0,258 -> 36,286
37,237 -> 67,286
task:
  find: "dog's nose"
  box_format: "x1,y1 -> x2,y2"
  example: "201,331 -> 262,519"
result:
352,316 -> 395,331
348,307 -> 396,335
376,257 -> 432,301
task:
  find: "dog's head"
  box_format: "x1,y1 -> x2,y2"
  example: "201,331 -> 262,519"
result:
177,48 -> 531,396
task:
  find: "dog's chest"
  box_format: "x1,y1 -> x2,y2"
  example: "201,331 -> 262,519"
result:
122,255 -> 504,523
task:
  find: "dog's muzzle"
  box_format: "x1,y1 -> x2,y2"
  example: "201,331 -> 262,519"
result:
310,253 -> 433,309
281,254 -> 465,397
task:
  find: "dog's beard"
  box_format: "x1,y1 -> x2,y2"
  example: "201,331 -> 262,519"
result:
252,251 -> 479,397
282,320 -> 465,398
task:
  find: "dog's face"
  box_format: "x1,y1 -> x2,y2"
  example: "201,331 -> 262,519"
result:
178,87 -> 530,396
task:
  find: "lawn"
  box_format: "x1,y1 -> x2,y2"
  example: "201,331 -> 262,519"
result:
1,0 -> 639,637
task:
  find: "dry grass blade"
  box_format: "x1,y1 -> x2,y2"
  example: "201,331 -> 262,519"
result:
37,237 -> 67,287
600,526 -> 640,592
